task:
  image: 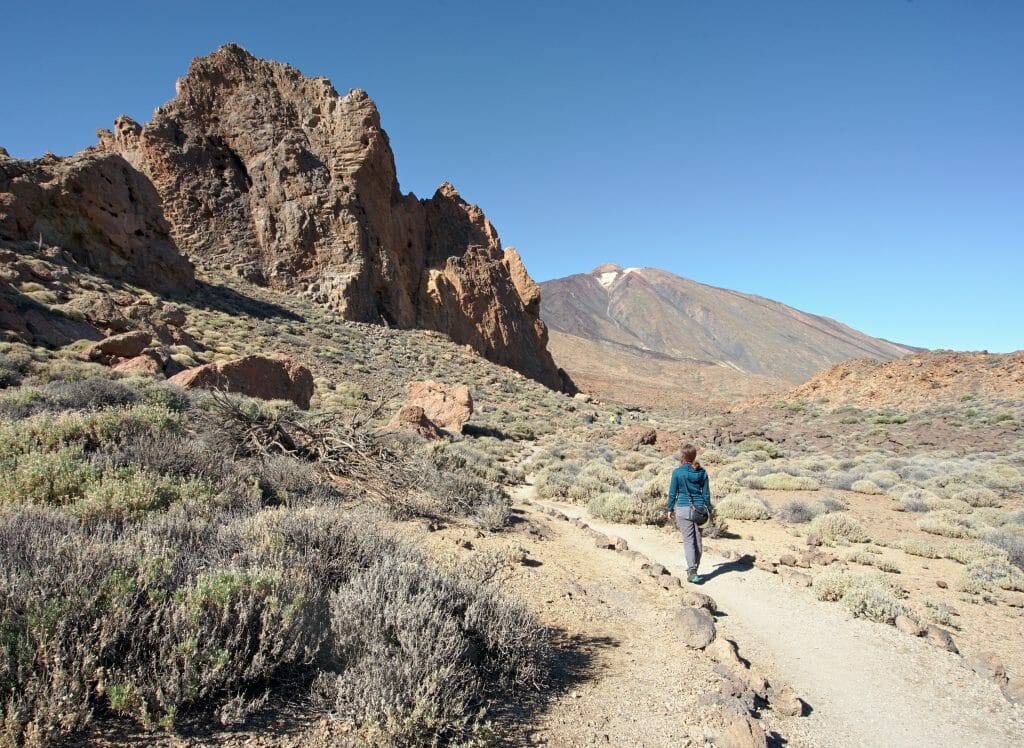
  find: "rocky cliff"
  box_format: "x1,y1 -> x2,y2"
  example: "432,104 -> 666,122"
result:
0,150 -> 194,294
98,44 -> 565,390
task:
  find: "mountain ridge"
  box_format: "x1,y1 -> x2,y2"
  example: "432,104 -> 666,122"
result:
541,264 -> 920,403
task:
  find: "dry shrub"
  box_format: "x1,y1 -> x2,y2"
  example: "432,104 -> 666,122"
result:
948,486 -> 1002,508
777,500 -> 819,524
715,493 -> 771,520
895,537 -> 942,559
319,553 -> 546,747
744,473 -> 819,491
850,479 -> 884,495
812,570 -> 906,624
588,491 -> 663,525
982,529 -> 1024,570
917,511 -> 978,539
808,513 -> 869,544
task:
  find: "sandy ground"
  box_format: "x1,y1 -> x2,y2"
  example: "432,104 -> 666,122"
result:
524,488 -> 1024,747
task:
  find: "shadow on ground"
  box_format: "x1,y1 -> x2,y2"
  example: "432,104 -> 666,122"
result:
700,553 -> 755,583
488,630 -> 620,746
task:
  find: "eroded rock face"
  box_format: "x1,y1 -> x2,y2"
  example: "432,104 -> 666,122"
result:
385,404 -> 443,440
0,150 -> 194,294
168,354 -> 314,409
100,44 -> 566,390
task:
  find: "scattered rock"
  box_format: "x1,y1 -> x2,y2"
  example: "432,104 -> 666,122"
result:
771,684 -> 804,717
112,351 -> 164,375
925,624 -> 958,653
778,554 -> 797,567
671,606 -> 716,649
754,558 -> 778,573
780,569 -> 812,588
682,590 -> 717,612
646,563 -> 667,578
658,575 -> 681,590
705,637 -> 742,669
1002,678 -> 1024,705
87,331 -> 152,361
168,354 -> 314,409
936,580 -> 948,589
966,651 -> 1007,686
717,714 -> 767,748
386,405 -> 443,440
405,380 -> 474,430
615,425 -> 657,451
593,534 -> 616,550
573,392 -> 592,403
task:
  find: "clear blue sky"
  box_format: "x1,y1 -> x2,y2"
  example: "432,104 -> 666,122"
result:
4,1 -> 1022,352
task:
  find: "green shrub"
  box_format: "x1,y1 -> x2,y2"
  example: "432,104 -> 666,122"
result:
813,570 -> 906,623
918,511 -> 978,539
736,439 -> 783,459
895,537 -> 942,559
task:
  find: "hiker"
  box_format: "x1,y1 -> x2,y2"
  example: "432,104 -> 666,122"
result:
667,443 -> 712,584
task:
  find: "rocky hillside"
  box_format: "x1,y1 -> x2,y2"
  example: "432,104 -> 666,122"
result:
0,44 -> 566,390
541,264 -> 917,402
777,349 -> 1024,410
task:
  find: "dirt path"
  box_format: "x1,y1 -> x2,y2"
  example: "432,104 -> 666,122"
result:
518,488 -> 1024,748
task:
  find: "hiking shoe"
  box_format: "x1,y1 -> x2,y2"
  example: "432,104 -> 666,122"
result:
688,573 -> 702,584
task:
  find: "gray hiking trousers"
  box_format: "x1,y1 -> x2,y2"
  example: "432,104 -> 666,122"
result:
674,506 -> 703,574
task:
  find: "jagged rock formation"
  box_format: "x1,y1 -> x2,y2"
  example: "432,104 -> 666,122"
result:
99,44 -> 565,390
0,150 -> 195,294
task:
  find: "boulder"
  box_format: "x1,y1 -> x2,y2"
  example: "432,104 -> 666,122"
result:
113,351 -> 163,375
1002,678 -> 1024,705
966,651 -> 1007,686
771,684 -> 804,717
681,590 -> 717,613
88,331 -> 152,361
924,624 -> 958,654
616,425 -> 657,451
406,380 -> 473,431
704,637 -> 742,669
168,354 -> 314,409
717,715 -> 767,748
386,405 -> 443,440
671,606 -> 716,649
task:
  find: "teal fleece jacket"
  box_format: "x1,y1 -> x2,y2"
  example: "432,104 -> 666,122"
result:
667,463 -> 711,513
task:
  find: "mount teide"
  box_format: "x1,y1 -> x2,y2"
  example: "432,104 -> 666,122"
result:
541,264 -> 918,405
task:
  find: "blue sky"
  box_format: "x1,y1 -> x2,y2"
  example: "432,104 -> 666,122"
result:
3,1 -> 1022,352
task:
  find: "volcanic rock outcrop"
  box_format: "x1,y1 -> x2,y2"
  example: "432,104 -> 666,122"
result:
99,44 -> 566,390
168,354 -> 314,409
0,150 -> 194,294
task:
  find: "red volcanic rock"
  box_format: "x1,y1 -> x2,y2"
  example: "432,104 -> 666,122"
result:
113,351 -> 164,375
88,331 -> 153,361
406,380 -> 473,431
0,150 -> 194,294
386,405 -> 443,440
168,354 -> 314,409
99,44 -> 564,389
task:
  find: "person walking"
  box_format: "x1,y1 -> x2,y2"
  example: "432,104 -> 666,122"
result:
667,444 -> 712,584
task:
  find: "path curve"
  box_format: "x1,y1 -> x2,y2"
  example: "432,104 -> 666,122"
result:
521,490 -> 1024,748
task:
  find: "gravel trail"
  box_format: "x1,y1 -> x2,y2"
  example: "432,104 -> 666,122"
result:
526,492 -> 1024,748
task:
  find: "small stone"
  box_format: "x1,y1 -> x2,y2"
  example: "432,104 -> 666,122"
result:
936,580 -> 948,589
681,590 -> 717,612
1002,678 -> 1024,705
671,606 -> 716,649
778,554 -> 797,567
925,624 -> 958,653
647,563 -> 667,577
705,637 -> 742,669
967,651 -> 1007,686
717,714 -> 767,748
771,684 -> 804,717
658,575 -> 682,589
611,536 -> 629,551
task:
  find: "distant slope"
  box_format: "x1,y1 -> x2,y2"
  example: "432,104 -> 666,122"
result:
774,350 -> 1024,410
541,264 -> 919,403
